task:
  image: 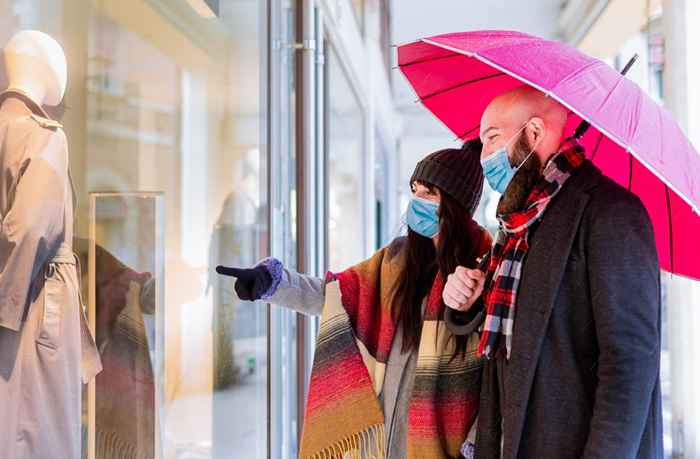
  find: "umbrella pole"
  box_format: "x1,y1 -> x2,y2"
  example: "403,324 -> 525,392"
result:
620,54 -> 640,75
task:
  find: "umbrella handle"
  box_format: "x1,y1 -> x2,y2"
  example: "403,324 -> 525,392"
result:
444,250 -> 491,336
574,54 -> 639,140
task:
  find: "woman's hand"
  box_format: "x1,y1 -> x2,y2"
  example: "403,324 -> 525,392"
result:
216,265 -> 272,301
443,267 -> 485,311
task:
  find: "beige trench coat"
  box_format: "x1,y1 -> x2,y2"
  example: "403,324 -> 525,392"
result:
0,90 -> 101,459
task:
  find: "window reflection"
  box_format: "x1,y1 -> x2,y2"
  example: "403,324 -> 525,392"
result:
83,193 -> 161,459
82,1 -> 267,457
1,0 -> 271,456
0,0 -> 305,455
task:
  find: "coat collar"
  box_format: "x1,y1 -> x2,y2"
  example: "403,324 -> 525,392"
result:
499,160 -> 601,457
0,88 -> 62,129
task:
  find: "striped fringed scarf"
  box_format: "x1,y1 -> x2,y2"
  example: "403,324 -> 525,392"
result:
299,240 -> 483,459
478,138 -> 586,359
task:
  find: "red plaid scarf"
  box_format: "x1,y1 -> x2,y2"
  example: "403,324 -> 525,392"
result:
478,139 -> 586,359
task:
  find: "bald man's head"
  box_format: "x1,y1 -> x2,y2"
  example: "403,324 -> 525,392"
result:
479,86 -> 568,167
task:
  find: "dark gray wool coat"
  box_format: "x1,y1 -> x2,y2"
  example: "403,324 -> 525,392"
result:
475,160 -> 663,459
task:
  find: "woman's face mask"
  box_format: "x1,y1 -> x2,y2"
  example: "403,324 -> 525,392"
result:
406,196 -> 440,238
481,124 -> 539,194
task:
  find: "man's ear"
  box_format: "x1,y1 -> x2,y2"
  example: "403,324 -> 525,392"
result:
526,117 -> 545,146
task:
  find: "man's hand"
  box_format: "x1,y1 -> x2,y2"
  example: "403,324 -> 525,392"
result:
216,265 -> 272,301
443,267 -> 485,311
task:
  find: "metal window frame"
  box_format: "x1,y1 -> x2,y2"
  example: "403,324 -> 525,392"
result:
267,0 -> 304,457
267,0 -> 321,456
293,0 -> 319,443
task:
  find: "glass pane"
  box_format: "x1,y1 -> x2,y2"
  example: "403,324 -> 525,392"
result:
0,0 -> 310,457
80,3 -> 268,457
82,1 -> 267,458
0,0 -> 271,457
89,193 -> 165,459
326,44 -> 365,272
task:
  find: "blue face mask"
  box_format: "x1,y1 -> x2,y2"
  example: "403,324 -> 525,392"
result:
481,124 -> 539,194
406,197 -> 440,238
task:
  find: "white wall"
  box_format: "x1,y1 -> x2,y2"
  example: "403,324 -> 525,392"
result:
662,0 -> 700,456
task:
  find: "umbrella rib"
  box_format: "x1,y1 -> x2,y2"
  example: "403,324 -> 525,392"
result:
589,132 -> 605,161
665,185 -> 675,274
398,53 -> 464,69
420,72 -> 506,101
628,154 -> 634,191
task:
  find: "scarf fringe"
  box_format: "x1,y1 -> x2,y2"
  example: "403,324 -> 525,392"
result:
96,430 -> 150,459
307,423 -> 386,459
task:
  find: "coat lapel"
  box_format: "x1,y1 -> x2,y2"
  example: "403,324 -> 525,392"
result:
500,162 -> 599,458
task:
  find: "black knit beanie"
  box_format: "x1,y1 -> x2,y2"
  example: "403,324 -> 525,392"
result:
410,138 -> 484,216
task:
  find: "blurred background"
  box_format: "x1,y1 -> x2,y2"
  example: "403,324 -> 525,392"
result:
0,0 -> 697,457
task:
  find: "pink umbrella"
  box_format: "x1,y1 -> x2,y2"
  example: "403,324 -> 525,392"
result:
398,30 -> 700,281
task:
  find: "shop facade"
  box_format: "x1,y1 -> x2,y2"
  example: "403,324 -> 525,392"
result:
0,1 -> 398,457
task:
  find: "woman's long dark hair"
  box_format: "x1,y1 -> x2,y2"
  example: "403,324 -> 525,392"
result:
390,182 -> 485,355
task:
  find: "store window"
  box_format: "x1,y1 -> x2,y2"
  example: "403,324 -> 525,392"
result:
0,0 -> 270,457
325,43 -> 366,272
85,3 -> 268,458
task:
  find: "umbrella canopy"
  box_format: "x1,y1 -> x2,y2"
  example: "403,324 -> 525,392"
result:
398,30 -> 700,281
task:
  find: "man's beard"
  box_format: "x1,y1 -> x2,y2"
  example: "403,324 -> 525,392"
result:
497,132 -> 543,215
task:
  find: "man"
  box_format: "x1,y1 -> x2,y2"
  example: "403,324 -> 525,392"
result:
443,86 -> 662,459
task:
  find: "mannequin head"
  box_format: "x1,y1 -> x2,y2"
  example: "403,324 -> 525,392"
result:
3,30 -> 67,107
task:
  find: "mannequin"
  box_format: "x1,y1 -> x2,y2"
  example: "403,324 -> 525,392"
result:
3,30 -> 68,107
0,30 -> 101,458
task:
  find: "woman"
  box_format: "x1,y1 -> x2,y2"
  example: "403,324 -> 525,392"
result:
217,139 -> 491,459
